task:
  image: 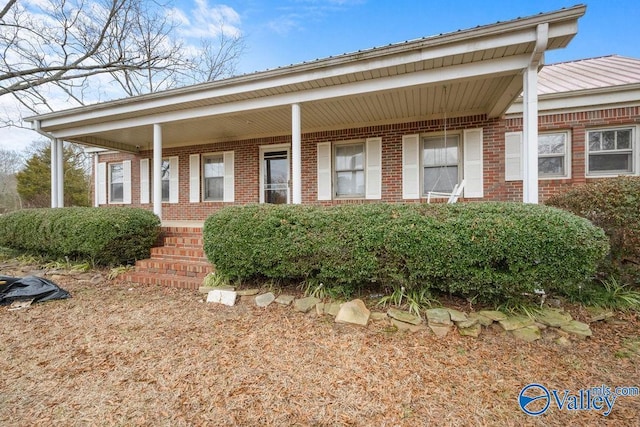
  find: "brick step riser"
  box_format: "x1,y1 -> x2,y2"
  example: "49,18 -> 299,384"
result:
131,269 -> 210,278
162,237 -> 205,248
135,260 -> 212,274
124,274 -> 202,290
151,248 -> 206,258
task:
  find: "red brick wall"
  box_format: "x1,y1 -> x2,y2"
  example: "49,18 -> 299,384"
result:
94,106 -> 640,220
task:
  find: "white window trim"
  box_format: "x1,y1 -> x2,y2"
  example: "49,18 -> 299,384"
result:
202,152 -> 225,202
106,160 -> 131,204
585,125 -> 638,178
420,131 -> 462,198
334,140 -> 366,199
159,156 -> 179,204
538,130 -> 571,180
260,144 -> 291,204
108,162 -> 124,204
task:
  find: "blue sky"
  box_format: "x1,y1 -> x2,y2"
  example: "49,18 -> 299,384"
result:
3,0 -> 639,152
226,0 -> 640,74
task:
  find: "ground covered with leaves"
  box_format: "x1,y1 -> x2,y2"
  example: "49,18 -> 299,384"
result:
1,263 -> 639,426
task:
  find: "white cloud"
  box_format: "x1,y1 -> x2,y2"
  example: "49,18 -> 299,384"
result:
266,0 -> 365,36
176,1 -> 242,39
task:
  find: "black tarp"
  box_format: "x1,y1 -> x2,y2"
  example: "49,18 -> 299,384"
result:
0,275 -> 71,305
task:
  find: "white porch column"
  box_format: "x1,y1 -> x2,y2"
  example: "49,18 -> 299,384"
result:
153,124 -> 163,219
50,138 -> 58,208
521,23 -> 548,204
291,103 -> 302,204
56,139 -> 64,207
522,65 -> 539,204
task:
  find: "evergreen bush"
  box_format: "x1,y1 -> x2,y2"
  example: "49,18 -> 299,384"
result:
0,207 -> 160,266
204,203 -> 608,303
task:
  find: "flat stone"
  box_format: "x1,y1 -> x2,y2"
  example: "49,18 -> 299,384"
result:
325,302 -> 342,317
315,302 -> 325,316
294,297 -> 321,313
335,299 -> 370,326
498,316 -> 534,331
477,310 -> 508,322
446,308 -> 468,323
206,289 -> 237,306
560,320 -> 592,339
391,318 -> 427,333
511,325 -> 541,342
387,307 -> 422,325
429,324 -> 451,337
586,306 -> 615,323
370,312 -> 388,321
255,292 -> 275,307
458,323 -> 482,338
275,294 -> 295,305
455,316 -> 482,329
535,308 -> 573,327
425,308 -> 451,326
237,288 -> 260,296
470,312 -> 493,326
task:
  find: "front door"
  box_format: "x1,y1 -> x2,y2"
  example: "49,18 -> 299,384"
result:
261,147 -> 290,204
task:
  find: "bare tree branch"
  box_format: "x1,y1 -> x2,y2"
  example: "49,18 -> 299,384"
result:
0,0 -> 247,129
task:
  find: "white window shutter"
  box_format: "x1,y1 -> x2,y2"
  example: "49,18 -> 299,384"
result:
169,156 -> 179,203
189,154 -> 200,203
365,137 -> 382,200
463,128 -> 484,198
140,159 -> 149,204
402,134 -> 420,199
505,131 -> 523,181
317,142 -> 332,200
223,151 -> 234,202
122,160 -> 132,204
97,162 -> 107,205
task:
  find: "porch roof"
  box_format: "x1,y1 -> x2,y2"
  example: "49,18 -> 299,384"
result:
26,5 -> 586,153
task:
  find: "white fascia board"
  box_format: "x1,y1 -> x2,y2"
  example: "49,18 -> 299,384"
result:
506,85 -> 640,115
50,54 -> 531,139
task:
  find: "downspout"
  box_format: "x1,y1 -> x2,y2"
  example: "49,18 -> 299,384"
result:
522,23 -> 548,204
33,120 -> 60,208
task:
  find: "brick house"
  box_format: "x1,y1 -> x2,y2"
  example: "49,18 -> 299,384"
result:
27,5 -> 597,224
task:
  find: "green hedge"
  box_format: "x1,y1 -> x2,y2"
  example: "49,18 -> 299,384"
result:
546,176 -> 640,284
0,207 -> 161,266
204,203 -> 609,303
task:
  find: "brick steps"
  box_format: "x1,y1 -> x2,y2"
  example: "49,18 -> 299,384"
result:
124,226 -> 213,290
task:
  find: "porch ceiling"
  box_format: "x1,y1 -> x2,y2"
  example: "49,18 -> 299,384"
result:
27,5 -> 586,153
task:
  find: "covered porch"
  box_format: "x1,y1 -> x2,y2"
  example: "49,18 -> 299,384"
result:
27,6 -> 586,218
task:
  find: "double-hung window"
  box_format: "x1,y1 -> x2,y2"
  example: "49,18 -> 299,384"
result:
504,131 -> 571,180
422,135 -> 460,194
203,154 -> 224,201
538,132 -> 570,178
161,159 -> 171,202
587,127 -> 634,176
335,143 -> 365,197
109,163 -> 124,203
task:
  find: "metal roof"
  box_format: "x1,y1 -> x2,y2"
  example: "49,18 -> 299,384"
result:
539,55 -> 640,94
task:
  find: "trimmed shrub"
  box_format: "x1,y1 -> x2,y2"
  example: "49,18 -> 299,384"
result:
546,176 -> 640,284
204,203 -> 609,303
0,207 -> 160,266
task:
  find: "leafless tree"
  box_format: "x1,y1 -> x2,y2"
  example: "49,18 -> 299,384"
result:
0,147 -> 23,211
0,0 -> 245,123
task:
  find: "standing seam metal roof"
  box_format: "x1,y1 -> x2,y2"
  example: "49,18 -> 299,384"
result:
538,55 -> 640,94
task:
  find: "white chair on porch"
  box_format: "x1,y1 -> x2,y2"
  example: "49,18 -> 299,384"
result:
427,179 -> 466,204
